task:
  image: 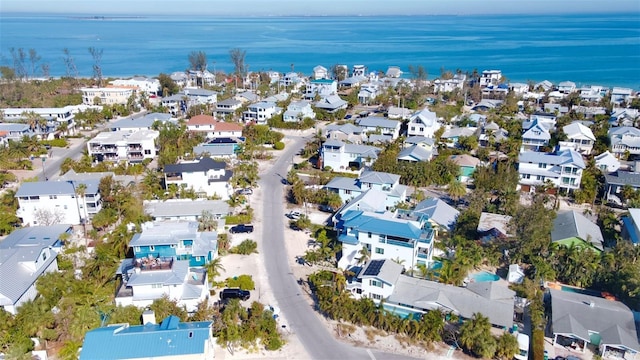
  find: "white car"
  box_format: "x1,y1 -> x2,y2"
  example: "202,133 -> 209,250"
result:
287,211 -> 302,220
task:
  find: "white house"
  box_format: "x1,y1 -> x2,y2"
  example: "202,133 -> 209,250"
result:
356,116 -> 401,139
324,170 -> 407,209
88,129 -> 159,163
283,100 -> 316,122
433,73 -> 466,93
324,123 -> 366,143
161,88 -> 217,116
357,84 -> 380,105
595,151 -> 621,173
407,109 -> 441,138
529,111 -> 557,128
557,81 -> 576,94
109,112 -> 174,132
313,65 -> 329,80
320,139 -> 380,172
144,199 -> 230,232
336,210 -> 435,271
0,225 -> 71,314
517,149 -> 586,193
81,86 -> 135,105
521,119 -> 551,151
509,83 -> 529,94
111,77 -> 161,96
387,106 -> 412,120
579,85 -> 607,102
163,157 -> 232,199
16,180 -> 102,226
314,94 -> 348,113
611,87 -> 634,104
186,115 -> 243,139
609,126 -> 640,158
305,79 -> 338,99
352,65 -> 366,77
169,71 -> 189,87
479,70 -> 502,87
215,98 -> 243,117
242,101 -> 281,124
559,122 -> 596,155
1,106 -> 77,136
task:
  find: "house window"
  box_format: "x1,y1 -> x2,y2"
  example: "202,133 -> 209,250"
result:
151,284 -> 163,289
370,279 -> 382,288
344,190 -> 351,195
538,163 -> 546,169
196,256 -> 202,261
42,252 -> 47,261
134,246 -> 141,252
144,149 -> 151,155
522,174 -> 530,179
170,244 -> 176,248
371,293 -> 382,300
149,246 -> 155,251
189,331 -> 194,338
368,232 -> 372,238
375,248 -> 384,254
49,195 -> 57,199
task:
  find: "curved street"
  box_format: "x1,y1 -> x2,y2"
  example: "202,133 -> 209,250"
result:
259,134 -> 416,360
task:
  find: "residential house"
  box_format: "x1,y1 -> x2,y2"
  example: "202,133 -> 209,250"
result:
477,121 -> 508,146
313,65 -> 329,79
16,180 -> 101,226
595,151 -> 621,173
128,221 -> 218,266
529,111 -> 557,128
521,119 -> 551,151
339,75 -> 367,89
517,149 -> 586,193
441,126 -> 477,148
187,69 -> 216,87
110,112 -> 174,132
385,66 -> 403,78
235,91 -> 259,104
544,103 -> 570,115
433,73 -> 466,93
407,109 -> 441,138
482,85 -> 509,100
509,83 -> 529,94
331,189 -> 390,226
348,259 -> 516,329
472,99 -> 503,112
387,106 -> 412,120
314,94 -> 348,113
610,108 -> 639,127
80,86 -> 134,105
280,72 -> 303,89
88,129 -> 159,163
111,76 -> 161,96
2,106 -> 77,136
449,154 -> 481,183
320,140 -> 380,172
186,114 -> 215,136
215,98 -> 243,117
579,85 -> 607,102
366,134 -> 394,144
162,88 -> 217,116
324,170 -> 407,208
356,116 -> 401,139
622,208 -> 640,246
0,123 -> 32,141
609,126 -> 640,158
337,210 -> 435,270
557,81 -> 576,94
0,225 -> 71,314
604,170 -> 640,204
79,315 -> 215,360
242,101 -> 281,124
283,100 -> 316,122
324,123 -> 366,143
169,71 -> 189,87
305,79 -> 338,99
186,115 -> 243,139
397,143 -> 435,162
551,210 -> 604,252
611,87 -> 634,104
477,212 -> 513,241
144,199 -> 230,232
479,70 -> 502,87
352,65 -> 366,77
163,157 -> 232,199
507,264 -> 525,284
357,84 -> 379,105
535,80 -> 554,92
548,289 -> 639,358
560,122 -> 595,155
412,197 -> 460,235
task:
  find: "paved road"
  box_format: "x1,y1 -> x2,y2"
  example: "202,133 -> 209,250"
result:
259,134 -> 416,360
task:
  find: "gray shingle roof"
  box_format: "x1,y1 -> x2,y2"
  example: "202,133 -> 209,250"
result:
16,181 -> 75,197
144,199 -> 230,219
357,116 -> 400,130
605,171 -> 640,187
357,259 -> 403,285
551,210 -> 604,251
163,157 -> 225,174
397,144 -> 433,162
413,197 -> 460,231
550,289 -> 639,351
359,171 -> 399,185
518,149 -> 585,169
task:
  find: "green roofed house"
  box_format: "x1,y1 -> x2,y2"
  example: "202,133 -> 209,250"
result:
551,210 -> 604,252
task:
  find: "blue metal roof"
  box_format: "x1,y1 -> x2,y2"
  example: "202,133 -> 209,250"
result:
341,210 -> 423,240
79,316 -> 212,360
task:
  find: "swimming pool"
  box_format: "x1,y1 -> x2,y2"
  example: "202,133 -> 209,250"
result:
383,304 -> 423,320
470,271 -> 500,282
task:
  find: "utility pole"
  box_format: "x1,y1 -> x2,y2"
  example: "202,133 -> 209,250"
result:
67,181 -> 85,246
40,156 -> 47,181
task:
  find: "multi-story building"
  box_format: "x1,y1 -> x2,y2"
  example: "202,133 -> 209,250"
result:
336,210 -> 435,270
521,119 -> 551,151
80,86 -> 135,105
305,79 -> 338,99
319,139 -> 380,172
479,70 -> 502,87
433,73 -> 466,93
111,76 -> 161,96
1,106 -> 77,136
87,129 -> 159,163
559,122 -> 595,155
517,149 -> 586,193
242,101 -> 281,124
163,157 -> 232,199
407,109 -> 441,138
0,225 -> 71,314
215,98 -> 244,117
313,65 -> 329,80
283,100 -> 316,122
611,87 -> 634,104
324,170 -> 407,208
109,112 -> 174,132
609,126 -> 640,158
16,180 -> 102,226
356,116 -> 401,139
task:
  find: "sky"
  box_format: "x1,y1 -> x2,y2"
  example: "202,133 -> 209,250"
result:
2,0 -> 639,16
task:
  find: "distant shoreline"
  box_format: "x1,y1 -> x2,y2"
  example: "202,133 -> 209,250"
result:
68,16 -> 147,20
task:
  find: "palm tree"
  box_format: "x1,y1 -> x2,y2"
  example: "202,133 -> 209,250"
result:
357,246 -> 371,265
205,257 -> 225,283
75,182 -> 88,240
447,179 -> 466,202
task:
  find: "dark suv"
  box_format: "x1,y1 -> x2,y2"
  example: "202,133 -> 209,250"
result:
220,288 -> 250,301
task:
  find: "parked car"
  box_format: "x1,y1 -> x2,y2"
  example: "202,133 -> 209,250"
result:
229,224 -> 254,234
286,211 -> 302,220
220,288 -> 250,301
236,188 -> 253,195
318,204 -> 335,213
290,222 -> 302,231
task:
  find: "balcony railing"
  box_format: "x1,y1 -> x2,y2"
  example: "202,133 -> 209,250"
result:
134,256 -> 174,271
380,237 -> 415,248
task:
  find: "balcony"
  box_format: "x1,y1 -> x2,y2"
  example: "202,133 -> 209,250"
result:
134,256 -> 174,271
380,236 -> 415,249
165,173 -> 183,181
127,145 -> 143,152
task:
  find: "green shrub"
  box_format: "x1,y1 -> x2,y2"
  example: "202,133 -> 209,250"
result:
230,239 -> 258,255
225,274 -> 255,290
43,138 -> 68,148
273,141 -> 285,150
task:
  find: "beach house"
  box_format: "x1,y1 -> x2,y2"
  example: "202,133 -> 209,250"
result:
163,157 -> 232,199
609,126 -> 640,158
433,73 -> 466,93
479,70 -> 502,87
449,154 -> 481,183
283,100 -> 316,122
324,170 -> 407,208
356,116 -> 401,139
319,139 -> 380,172
521,119 -> 551,151
551,210 -> 604,252
324,123 -> 366,143
407,109 -> 441,138
560,122 -> 596,155
80,86 -> 135,105
109,112 -> 174,132
314,94 -> 348,113
305,79 -> 338,99
0,225 -> 71,314
594,151 -> 621,173
242,101 -> 281,124
111,76 -> 161,96
87,129 -> 159,163
517,149 -> 585,193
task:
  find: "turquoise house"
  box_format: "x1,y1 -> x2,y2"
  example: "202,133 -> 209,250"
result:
449,154 -> 481,183
129,221 -> 218,267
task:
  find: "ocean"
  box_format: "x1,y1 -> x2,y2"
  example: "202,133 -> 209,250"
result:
1,13 -> 639,88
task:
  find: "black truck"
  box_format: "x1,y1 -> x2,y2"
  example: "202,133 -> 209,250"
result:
229,224 -> 254,234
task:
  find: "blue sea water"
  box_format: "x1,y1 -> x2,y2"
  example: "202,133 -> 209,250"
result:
1,13 -> 639,88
